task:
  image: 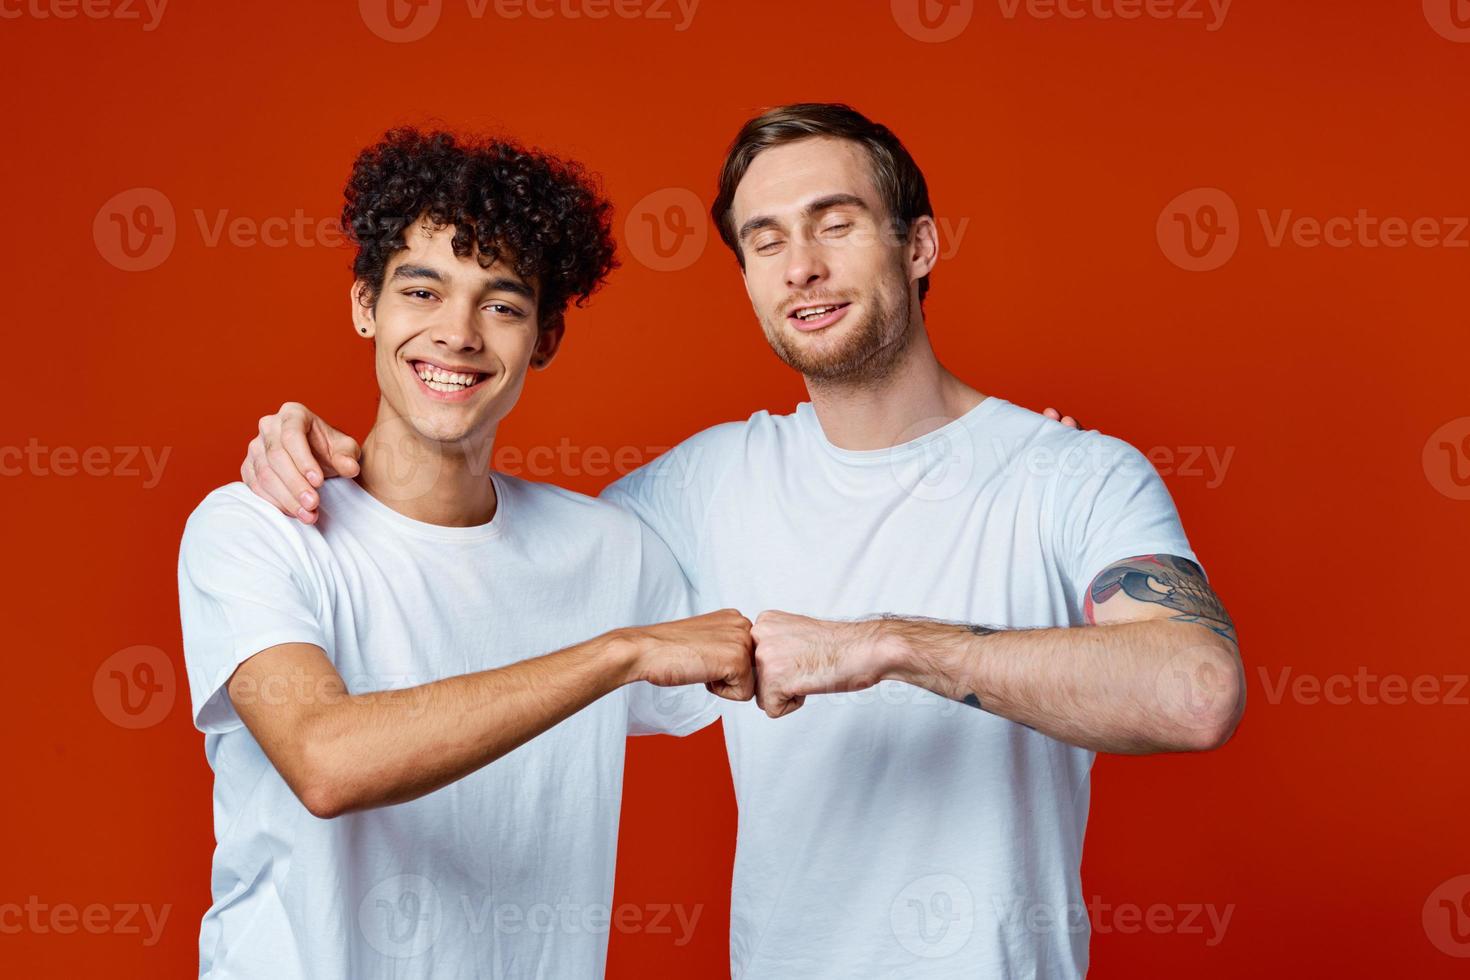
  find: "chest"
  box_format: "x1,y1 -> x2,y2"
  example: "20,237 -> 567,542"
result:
693,471 -> 1076,628
306,532 -> 637,690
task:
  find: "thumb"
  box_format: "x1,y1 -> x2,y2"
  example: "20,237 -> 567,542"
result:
310,420 -> 362,478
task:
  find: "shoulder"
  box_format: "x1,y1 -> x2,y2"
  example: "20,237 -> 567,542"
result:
658,410 -> 789,465
183,482 -> 310,546
497,471 -> 646,541
607,408 -> 796,499
179,483 -> 324,579
978,400 -> 1155,488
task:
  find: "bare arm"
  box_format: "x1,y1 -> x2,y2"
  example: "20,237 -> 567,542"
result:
232,610 -> 753,818
751,555 -> 1244,754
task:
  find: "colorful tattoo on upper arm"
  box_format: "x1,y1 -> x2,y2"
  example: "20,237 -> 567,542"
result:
1087,554 -> 1237,644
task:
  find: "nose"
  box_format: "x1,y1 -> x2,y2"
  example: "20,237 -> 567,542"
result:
428,302 -> 484,355
783,237 -> 830,291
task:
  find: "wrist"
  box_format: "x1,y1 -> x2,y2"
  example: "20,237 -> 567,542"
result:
875,617 -> 978,692
601,628 -> 650,687
870,616 -> 924,685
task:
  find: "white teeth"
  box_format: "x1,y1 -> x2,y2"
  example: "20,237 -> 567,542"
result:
415,363 -> 481,389
796,305 -> 840,320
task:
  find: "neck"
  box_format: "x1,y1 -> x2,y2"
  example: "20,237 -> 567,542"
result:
805,314 -> 985,451
357,406 -> 499,528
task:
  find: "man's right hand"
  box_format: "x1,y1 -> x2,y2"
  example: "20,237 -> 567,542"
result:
621,609 -> 756,703
242,402 -> 362,525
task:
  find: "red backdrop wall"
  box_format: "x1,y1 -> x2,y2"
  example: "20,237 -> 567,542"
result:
3,0 -> 1467,975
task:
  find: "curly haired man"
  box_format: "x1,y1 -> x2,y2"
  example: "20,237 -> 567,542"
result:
177,129 -> 758,979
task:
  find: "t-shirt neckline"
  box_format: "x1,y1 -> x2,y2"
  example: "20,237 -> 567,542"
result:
796,395 -> 1008,466
327,471 -> 509,543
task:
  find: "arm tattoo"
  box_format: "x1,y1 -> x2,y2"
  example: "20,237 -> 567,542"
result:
1089,554 -> 1237,644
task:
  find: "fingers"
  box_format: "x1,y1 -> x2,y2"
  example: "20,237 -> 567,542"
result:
244,435 -> 297,518
709,664 -> 756,702
254,456 -> 318,525
755,685 -> 804,719
1043,407 -> 1082,429
260,416 -> 321,522
311,419 -> 362,479
279,422 -> 325,490
676,609 -> 804,717
709,609 -> 756,701
723,635 -> 757,700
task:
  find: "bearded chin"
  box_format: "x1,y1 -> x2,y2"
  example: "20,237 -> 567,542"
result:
764,290 -> 913,387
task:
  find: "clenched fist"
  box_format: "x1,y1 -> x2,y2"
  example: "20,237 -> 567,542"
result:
622,609 -> 756,702
750,611 -> 897,718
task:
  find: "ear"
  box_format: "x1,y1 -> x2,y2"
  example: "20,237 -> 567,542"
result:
908,214 -> 940,284
350,280 -> 376,339
529,318 -> 566,370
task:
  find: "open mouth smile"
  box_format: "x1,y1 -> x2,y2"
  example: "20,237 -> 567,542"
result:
408,359 -> 492,401
787,302 -> 851,332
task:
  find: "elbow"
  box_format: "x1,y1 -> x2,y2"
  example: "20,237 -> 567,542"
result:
294,729 -> 358,820
299,785 -> 346,821
296,759 -> 352,819
1166,641 -> 1245,753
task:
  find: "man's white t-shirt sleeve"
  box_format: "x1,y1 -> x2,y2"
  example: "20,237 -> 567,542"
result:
1054,435 -> 1200,607
178,489 -> 327,734
622,514 -> 719,737
602,423 -> 740,580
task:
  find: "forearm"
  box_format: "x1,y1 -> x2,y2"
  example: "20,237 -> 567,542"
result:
300,633 -> 638,817
881,618 -> 1244,754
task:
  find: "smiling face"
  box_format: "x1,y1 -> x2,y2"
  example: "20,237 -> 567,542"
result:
731,136 -> 931,386
352,219 -> 560,449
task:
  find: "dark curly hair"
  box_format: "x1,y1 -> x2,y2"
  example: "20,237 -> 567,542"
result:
343,128 -> 618,331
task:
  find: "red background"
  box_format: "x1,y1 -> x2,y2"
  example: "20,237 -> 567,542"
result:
3,0 -> 1467,975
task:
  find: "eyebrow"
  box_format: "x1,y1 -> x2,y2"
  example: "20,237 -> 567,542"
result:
737,193 -> 872,243
389,264 -> 536,300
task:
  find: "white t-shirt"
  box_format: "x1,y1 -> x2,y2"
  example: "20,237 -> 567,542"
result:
604,396 -> 1197,980
178,474 -> 708,980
